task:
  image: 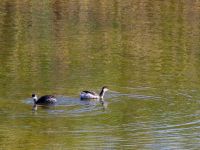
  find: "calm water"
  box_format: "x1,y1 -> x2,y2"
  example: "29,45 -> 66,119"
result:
0,0 -> 200,149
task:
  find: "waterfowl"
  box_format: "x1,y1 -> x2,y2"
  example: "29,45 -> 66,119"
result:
32,94 -> 57,110
80,86 -> 109,99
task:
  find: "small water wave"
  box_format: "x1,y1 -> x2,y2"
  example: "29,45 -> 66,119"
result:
109,91 -> 161,101
108,85 -> 162,101
154,119 -> 200,133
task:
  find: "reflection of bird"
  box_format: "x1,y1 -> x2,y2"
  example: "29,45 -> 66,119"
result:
32,94 -> 57,110
100,100 -> 108,110
80,86 -> 109,99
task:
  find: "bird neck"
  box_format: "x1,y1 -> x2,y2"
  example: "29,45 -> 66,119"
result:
99,89 -> 105,99
32,104 -> 37,111
33,97 -> 37,104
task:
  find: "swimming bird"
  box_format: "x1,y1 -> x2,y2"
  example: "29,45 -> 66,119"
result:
32,94 -> 57,110
80,86 -> 109,99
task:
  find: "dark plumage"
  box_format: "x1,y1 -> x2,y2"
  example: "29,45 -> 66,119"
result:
35,95 -> 57,105
82,91 -> 97,95
32,94 -> 57,111
32,94 -> 57,105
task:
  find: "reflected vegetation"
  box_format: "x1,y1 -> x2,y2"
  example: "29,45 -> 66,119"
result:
0,0 -> 200,149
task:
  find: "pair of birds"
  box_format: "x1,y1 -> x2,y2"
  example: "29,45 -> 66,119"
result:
32,86 -> 109,110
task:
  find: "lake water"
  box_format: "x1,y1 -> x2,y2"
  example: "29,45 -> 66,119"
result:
0,0 -> 200,149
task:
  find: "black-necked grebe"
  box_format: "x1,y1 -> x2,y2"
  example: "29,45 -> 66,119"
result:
80,86 -> 109,99
32,94 -> 57,110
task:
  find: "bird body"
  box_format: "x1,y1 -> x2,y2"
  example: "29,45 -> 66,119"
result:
80,91 -> 99,99
32,94 -> 57,110
80,86 -> 109,99
35,95 -> 57,105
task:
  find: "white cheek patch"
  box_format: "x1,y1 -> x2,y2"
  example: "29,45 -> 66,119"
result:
33,96 -> 37,101
104,88 -> 108,92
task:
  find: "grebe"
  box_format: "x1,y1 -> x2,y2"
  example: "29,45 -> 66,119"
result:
32,94 -> 57,110
80,86 -> 109,99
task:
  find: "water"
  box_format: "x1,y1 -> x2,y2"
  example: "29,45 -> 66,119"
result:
0,0 -> 200,149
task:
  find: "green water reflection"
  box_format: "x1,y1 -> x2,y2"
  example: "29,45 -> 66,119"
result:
0,0 -> 200,149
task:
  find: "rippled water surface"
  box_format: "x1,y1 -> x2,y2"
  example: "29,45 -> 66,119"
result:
0,0 -> 200,149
